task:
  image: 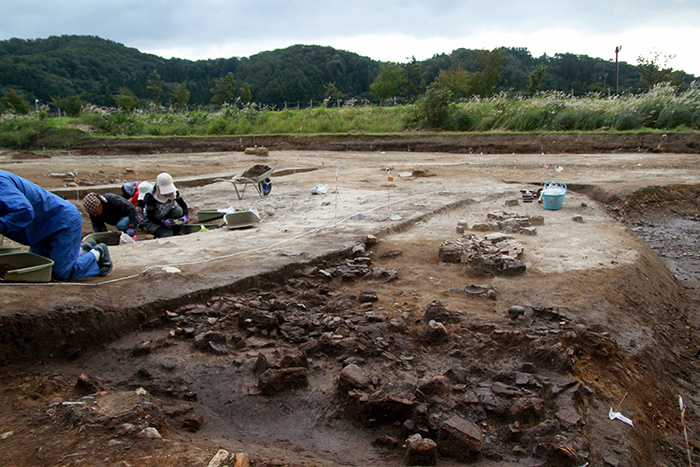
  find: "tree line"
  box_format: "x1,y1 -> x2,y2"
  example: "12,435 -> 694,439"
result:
1,35 -> 696,115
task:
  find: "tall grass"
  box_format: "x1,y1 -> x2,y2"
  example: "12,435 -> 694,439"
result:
448,83 -> 700,132
0,83 -> 697,149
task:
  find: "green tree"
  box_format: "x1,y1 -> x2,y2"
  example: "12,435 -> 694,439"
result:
147,70 -> 164,105
471,48 -> 504,97
637,51 -> 682,91
51,94 -> 87,117
240,82 -> 252,104
324,82 -> 343,104
416,81 -> 452,128
527,65 -> 547,95
2,89 -> 30,114
210,72 -> 237,105
170,83 -> 190,109
436,66 -> 470,99
115,88 -> 139,112
370,63 -> 404,106
402,56 -> 425,104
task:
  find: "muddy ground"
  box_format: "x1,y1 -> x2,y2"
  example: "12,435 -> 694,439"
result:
1,133 -> 700,466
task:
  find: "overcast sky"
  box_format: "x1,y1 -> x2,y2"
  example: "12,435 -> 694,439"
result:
3,0 -> 699,76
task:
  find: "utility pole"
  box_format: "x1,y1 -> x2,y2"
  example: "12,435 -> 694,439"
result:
614,46 -> 622,95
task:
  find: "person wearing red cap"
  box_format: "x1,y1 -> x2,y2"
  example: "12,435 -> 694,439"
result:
140,173 -> 189,238
121,181 -> 153,223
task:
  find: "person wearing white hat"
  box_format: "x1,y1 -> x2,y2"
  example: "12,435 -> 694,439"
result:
121,180 -> 153,223
140,173 -> 189,238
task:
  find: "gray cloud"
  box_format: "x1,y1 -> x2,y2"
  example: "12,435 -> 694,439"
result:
2,0 -> 699,73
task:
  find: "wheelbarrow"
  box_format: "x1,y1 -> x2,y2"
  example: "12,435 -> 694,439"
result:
215,164 -> 275,199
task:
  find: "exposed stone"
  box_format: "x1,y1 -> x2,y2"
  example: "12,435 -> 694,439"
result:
234,452 -> 251,467
131,341 -> 152,357
358,289 -> 379,303
507,305 -> 526,319
193,331 -> 228,355
338,363 -> 372,390
404,433 -> 437,466
424,300 -> 460,323
416,376 -> 451,400
75,373 -> 105,395
207,449 -> 231,467
258,367 -> 309,395
420,320 -> 448,343
352,243 -> 367,257
438,416 -> 484,460
439,234 -> 526,275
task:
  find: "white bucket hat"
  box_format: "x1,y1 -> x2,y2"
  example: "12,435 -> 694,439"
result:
137,181 -> 153,200
156,173 -> 176,195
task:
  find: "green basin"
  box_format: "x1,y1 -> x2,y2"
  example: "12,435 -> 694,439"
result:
181,224 -> 221,235
0,245 -> 22,254
82,231 -> 122,245
0,252 -> 54,283
196,210 -> 226,222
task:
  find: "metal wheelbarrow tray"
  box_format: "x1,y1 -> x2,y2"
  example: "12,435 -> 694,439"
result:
216,164 -> 275,199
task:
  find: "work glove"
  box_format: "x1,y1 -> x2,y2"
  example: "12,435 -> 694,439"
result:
162,219 -> 173,228
126,227 -> 135,237
180,215 -> 189,224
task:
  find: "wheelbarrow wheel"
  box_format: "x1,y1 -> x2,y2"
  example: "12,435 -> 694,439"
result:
259,178 -> 272,196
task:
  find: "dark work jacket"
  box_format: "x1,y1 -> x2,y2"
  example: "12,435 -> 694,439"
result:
143,190 -> 188,223
89,193 -> 138,232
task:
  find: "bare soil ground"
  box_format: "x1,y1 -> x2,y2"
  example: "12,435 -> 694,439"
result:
1,134 -> 700,466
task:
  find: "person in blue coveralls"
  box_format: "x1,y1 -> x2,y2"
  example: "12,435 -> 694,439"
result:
0,169 -> 112,280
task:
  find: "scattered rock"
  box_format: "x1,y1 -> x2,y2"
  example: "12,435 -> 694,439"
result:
207,449 -> 230,467
440,234 -> 526,275
193,331 -> 228,355
507,305 -> 526,319
75,373 -> 106,395
234,452 -> 251,467
437,416 -> 484,461
419,320 -> 448,343
338,364 -> 371,390
404,433 -> 437,466
423,300 -> 460,323
258,367 -> 309,395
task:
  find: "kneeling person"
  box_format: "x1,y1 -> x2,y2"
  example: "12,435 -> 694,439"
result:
140,173 -> 189,238
82,192 -> 139,239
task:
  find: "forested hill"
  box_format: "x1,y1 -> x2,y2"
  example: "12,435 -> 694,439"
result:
0,35 -> 696,108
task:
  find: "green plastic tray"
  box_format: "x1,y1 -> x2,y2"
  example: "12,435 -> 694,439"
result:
0,252 -> 54,283
224,211 -> 260,229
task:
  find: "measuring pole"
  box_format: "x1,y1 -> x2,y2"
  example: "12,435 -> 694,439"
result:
386,168 -> 393,216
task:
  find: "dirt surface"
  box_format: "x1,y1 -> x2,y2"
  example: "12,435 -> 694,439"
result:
1,133 -> 700,466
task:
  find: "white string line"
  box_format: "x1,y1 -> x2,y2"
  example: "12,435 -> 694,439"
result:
2,189 -> 453,288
